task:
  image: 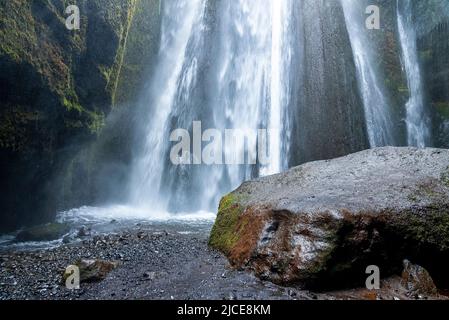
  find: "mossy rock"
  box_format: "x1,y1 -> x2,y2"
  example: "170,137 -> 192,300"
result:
209,193 -> 245,254
15,222 -> 70,242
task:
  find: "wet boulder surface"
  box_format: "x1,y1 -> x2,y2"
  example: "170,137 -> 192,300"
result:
209,147 -> 449,289
15,223 -> 70,242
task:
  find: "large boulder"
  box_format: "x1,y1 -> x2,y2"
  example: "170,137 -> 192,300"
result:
15,222 -> 70,242
209,147 -> 449,289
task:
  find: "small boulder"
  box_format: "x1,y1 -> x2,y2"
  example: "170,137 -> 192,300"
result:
66,259 -> 119,283
76,226 -> 91,238
401,260 -> 438,296
143,271 -> 156,280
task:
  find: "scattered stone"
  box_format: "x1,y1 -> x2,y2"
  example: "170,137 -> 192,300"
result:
401,260 -> 438,296
143,272 -> 156,281
227,292 -> 236,300
62,235 -> 71,244
63,259 -> 119,283
77,226 -> 91,238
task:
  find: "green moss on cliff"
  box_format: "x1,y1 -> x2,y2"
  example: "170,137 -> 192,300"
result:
434,102 -> 449,119
98,0 -> 139,106
0,106 -> 42,151
115,0 -> 161,105
0,0 -> 139,137
0,0 -> 151,231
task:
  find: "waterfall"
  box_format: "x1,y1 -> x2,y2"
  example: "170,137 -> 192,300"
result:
341,0 -> 396,147
128,0 -> 207,210
397,0 -> 431,147
216,0 -> 295,183
128,0 -> 296,215
58,0 -> 445,226
126,0 -> 433,217
265,0 -> 293,175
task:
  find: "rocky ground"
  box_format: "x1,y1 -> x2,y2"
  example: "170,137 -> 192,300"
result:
0,223 -> 447,300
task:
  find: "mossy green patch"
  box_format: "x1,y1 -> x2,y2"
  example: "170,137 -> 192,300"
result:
0,0 -> 142,135
0,106 -> 42,151
393,209 -> 449,250
209,193 -> 245,254
87,111 -> 106,134
114,0 -> 161,106
419,49 -> 433,61
433,101 -> 449,119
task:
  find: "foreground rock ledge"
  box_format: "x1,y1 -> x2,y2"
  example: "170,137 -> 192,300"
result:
209,147 -> 449,289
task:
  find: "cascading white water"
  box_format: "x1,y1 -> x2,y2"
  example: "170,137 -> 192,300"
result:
128,0 -> 295,215
397,0 -> 431,147
215,0 -> 294,185
265,0 -> 294,175
341,0 -> 396,147
52,0 -> 444,231
267,0 -> 283,176
213,0 -> 272,188
129,0 -> 207,210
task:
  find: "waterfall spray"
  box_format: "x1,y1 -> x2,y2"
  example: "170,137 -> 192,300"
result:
128,0 -> 296,215
129,0 -> 207,209
341,0 -> 396,147
397,0 -> 431,147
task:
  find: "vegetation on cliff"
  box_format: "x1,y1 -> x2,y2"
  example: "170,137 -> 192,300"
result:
0,0 -> 160,231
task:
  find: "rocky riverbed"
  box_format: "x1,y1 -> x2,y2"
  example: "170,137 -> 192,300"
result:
0,222 -> 447,300
1,147 -> 449,300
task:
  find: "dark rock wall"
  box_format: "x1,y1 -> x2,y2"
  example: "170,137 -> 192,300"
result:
0,0 -> 161,232
56,0 -> 162,210
416,3 -> 449,148
290,0 -> 369,165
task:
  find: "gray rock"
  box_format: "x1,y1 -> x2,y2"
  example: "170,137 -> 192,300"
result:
209,147 -> 449,289
143,272 -> 156,280
76,226 -> 91,238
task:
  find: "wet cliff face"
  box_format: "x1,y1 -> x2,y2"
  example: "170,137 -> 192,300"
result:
414,0 -> 449,148
0,0 -> 161,232
419,22 -> 449,148
373,0 -> 449,149
55,0 -> 162,210
373,0 -> 449,148
290,0 -> 369,165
